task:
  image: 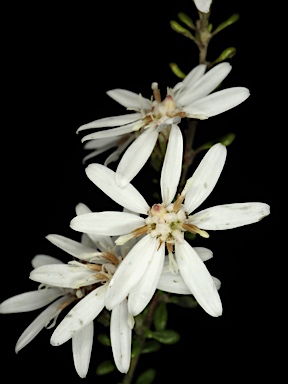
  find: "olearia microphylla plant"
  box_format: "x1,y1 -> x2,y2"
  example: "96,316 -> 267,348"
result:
0,1 -> 270,383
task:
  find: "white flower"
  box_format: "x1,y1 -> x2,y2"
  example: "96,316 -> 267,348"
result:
77,62 -> 249,187
0,255 -> 81,362
29,210 -> 135,375
70,143 -> 270,317
194,0 -> 212,13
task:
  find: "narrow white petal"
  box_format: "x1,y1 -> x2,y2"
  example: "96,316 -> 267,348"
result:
128,242 -> 165,316
0,288 -> 63,313
190,202 -> 270,230
29,264 -> 97,288
175,241 -> 222,317
46,234 -> 98,260
104,134 -> 135,167
77,113 -> 142,133
184,143 -> 227,214
83,136 -> 120,149
194,0 -> 212,13
31,255 -> 63,268
194,247 -> 213,261
72,321 -> 94,378
82,144 -> 117,164
160,125 -> 183,205
157,265 -> 191,295
107,89 -> 151,110
177,63 -> 232,105
212,277 -> 221,290
81,123 -> 136,143
174,64 -> 206,94
86,163 -> 149,214
115,127 -> 158,187
70,211 -> 145,236
15,296 -> 67,353
184,87 -> 250,117
110,300 -> 132,373
105,235 -> 159,310
51,285 -> 106,346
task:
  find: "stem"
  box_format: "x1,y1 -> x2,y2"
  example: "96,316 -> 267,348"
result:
121,292 -> 161,384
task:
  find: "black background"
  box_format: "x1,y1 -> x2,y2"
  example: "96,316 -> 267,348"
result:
2,1 -> 276,383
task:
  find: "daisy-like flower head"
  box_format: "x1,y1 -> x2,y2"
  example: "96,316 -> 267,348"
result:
77,62 -> 250,187
70,142 -> 270,318
28,203 -> 136,376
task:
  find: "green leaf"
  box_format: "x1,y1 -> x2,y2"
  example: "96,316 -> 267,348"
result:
153,301 -> 168,331
213,47 -> 236,65
96,360 -> 115,376
135,369 -> 156,384
169,295 -> 198,308
147,329 -> 180,345
142,340 -> 161,354
213,13 -> 240,34
177,12 -> 195,29
97,332 -> 111,347
131,338 -> 142,358
169,63 -> 186,79
170,20 -> 195,40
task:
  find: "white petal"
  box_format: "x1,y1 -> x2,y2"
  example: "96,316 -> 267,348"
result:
77,113 -> 142,133
184,87 -> 250,117
31,255 -> 63,268
128,242 -> 165,316
184,143 -> 227,214
105,235 -> 159,310
175,241 -> 222,317
194,0 -> 212,13
86,163 -> 149,214
160,125 -> 183,206
107,89 -> 151,110
190,202 -> 270,230
194,247 -> 213,261
29,264 -> 97,288
70,211 -> 145,236
83,136 -> 120,149
51,285 -> 106,346
75,202 -> 91,215
0,288 -> 63,313
177,63 -> 232,106
103,134 -> 135,167
115,127 -> 158,187
212,277 -> 221,290
15,296 -> 67,353
72,321 -> 94,378
46,234 -> 98,260
110,300 -> 132,373
81,123 -> 136,143
174,64 -> 206,94
157,262 -> 191,295
82,143 -> 117,164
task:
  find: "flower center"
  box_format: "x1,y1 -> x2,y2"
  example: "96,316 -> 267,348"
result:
145,203 -> 187,243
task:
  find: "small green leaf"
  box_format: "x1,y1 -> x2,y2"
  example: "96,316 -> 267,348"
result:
96,360 -> 115,376
177,12 -> 195,29
148,329 -> 180,344
170,20 -> 195,40
97,332 -> 111,347
153,301 -> 168,331
169,295 -> 198,308
142,340 -> 161,354
220,132 -> 236,146
213,47 -> 236,65
213,13 -> 240,34
131,338 -> 142,358
169,63 -> 186,79
135,369 -> 156,384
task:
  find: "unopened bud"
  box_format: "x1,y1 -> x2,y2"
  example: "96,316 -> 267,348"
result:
170,20 -> 194,40
213,13 -> 240,34
213,47 -> 237,65
169,62 -> 186,79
